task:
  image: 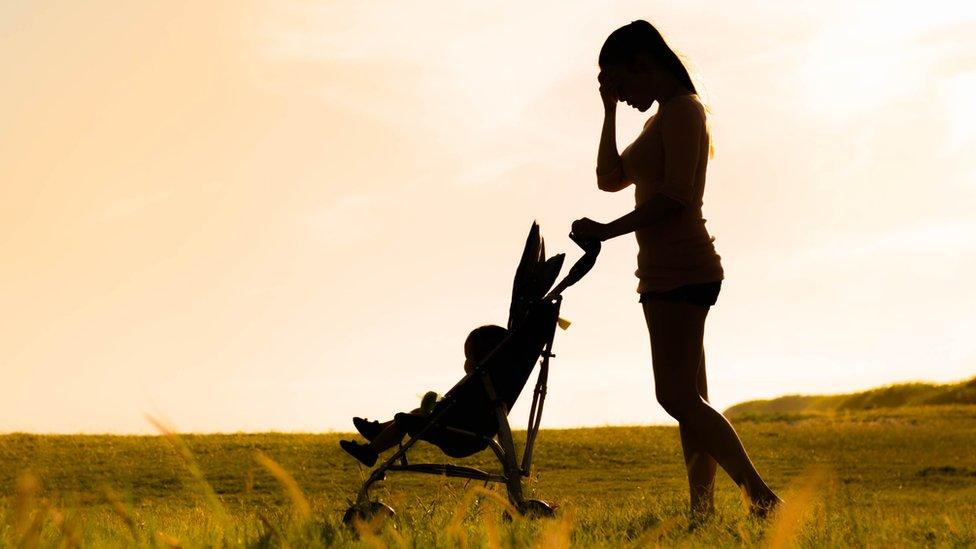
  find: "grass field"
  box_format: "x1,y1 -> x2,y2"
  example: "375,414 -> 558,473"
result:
2,405 -> 975,547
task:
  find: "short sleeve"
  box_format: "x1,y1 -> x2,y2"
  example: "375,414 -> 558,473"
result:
659,98 -> 705,207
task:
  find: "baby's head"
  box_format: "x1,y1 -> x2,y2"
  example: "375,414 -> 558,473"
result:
463,324 -> 509,374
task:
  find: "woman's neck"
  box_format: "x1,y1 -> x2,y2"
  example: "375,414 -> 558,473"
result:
656,80 -> 694,108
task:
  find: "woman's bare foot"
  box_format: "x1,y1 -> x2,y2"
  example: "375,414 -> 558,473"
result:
687,506 -> 715,531
749,494 -> 783,519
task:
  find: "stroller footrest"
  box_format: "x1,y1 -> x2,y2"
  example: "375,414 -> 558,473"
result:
388,463 -> 506,483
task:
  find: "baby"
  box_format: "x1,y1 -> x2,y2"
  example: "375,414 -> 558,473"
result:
340,324 -> 509,466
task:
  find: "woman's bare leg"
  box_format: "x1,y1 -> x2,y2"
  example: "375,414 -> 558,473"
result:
642,298 -> 780,513
680,347 -> 718,518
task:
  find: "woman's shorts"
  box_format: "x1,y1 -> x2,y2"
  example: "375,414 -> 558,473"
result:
639,280 -> 722,309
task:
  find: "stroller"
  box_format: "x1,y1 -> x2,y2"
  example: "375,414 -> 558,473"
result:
343,222 -> 600,524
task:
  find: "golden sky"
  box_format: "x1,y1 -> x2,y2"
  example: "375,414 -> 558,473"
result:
2,1 -> 974,433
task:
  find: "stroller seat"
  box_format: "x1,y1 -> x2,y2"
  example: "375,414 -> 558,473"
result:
394,297 -> 560,458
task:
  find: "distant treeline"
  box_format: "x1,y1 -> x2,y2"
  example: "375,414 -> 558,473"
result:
724,376 -> 976,418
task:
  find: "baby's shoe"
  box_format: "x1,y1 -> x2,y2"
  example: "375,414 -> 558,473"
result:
340,439 -> 378,467
353,417 -> 383,441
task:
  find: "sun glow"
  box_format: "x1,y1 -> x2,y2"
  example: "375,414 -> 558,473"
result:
1,1 -> 974,433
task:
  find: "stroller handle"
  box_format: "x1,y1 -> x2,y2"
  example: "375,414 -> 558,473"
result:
569,231 -> 601,254
543,232 -> 601,300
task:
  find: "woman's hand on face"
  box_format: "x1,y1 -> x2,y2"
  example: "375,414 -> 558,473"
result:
571,217 -> 609,242
598,71 -> 619,112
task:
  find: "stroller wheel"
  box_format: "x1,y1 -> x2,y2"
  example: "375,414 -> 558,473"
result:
342,501 -> 396,528
522,499 -> 556,518
503,499 -> 557,521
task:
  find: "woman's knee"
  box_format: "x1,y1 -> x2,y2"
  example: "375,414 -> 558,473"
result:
656,389 -> 701,420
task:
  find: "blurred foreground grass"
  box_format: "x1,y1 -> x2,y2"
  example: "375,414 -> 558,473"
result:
1,405 -> 975,547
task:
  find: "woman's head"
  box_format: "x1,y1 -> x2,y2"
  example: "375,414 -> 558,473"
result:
599,20 -> 697,111
463,324 -> 508,374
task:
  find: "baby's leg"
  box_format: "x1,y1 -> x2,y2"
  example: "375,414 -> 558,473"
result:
360,409 -> 425,453
368,421 -> 406,453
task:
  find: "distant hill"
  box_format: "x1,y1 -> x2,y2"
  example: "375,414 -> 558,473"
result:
724,376 -> 976,419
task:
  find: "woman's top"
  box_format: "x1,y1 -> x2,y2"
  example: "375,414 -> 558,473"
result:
596,93 -> 724,293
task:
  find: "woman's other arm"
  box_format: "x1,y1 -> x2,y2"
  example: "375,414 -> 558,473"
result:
596,73 -> 631,192
601,194 -> 683,239
572,194 -> 682,242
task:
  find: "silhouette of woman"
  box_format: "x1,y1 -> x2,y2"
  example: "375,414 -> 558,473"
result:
570,20 -> 782,520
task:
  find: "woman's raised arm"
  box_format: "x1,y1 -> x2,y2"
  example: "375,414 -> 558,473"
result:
596,74 -> 631,193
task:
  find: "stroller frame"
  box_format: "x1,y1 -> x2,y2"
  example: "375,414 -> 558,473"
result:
344,225 -> 600,523
351,294 -> 562,518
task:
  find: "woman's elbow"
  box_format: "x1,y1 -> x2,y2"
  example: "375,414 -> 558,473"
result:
597,178 -> 629,193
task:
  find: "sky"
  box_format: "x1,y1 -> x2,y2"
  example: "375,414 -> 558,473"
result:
1,0 -> 974,434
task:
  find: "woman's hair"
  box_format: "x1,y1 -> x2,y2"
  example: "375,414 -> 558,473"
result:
600,20 -> 713,158
599,20 -> 697,95
464,324 -> 509,362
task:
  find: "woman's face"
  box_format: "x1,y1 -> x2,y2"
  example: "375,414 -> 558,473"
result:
602,54 -> 661,112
